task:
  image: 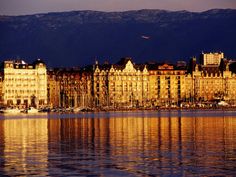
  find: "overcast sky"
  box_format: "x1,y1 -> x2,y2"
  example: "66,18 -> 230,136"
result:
1,0 -> 236,15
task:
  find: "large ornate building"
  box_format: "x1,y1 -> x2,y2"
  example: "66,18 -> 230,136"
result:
1,59 -> 47,107
185,55 -> 236,103
1,52 -> 236,108
148,63 -> 186,106
93,58 -> 149,107
92,54 -> 236,107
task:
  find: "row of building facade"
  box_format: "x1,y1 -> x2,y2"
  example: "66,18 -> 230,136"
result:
1,52 -> 236,108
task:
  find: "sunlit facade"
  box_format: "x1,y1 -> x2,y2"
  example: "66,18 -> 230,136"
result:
148,63 -> 186,106
93,58 -> 149,107
2,59 -> 47,107
1,52 -> 236,108
185,55 -> 236,103
92,54 -> 236,107
200,52 -> 224,65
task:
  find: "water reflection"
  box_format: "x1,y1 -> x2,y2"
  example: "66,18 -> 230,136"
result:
0,119 -> 49,176
0,113 -> 236,176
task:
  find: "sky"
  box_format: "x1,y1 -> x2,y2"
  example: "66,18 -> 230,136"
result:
0,0 -> 236,15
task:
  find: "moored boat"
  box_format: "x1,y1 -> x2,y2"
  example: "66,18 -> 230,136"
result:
1,107 -> 21,114
26,107 -> 39,113
73,107 -> 84,113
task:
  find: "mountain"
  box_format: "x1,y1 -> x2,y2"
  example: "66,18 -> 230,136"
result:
0,9 -> 236,67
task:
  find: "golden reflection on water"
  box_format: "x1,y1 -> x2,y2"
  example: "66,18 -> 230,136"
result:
1,114 -> 236,176
47,116 -> 236,176
1,118 -> 49,176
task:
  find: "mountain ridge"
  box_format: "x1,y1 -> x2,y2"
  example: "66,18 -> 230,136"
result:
0,9 -> 236,67
1,8 -> 235,17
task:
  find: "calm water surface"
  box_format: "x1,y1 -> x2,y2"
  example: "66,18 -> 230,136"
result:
0,110 -> 236,176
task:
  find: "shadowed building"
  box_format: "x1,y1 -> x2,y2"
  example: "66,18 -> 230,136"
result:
47,67 -> 93,108
47,68 -> 61,107
0,72 -> 3,106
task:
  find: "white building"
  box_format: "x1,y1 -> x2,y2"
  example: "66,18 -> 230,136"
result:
2,59 -> 47,107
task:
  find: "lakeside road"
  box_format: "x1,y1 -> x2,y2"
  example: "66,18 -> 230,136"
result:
93,106 -> 236,112
1,109 -> 236,119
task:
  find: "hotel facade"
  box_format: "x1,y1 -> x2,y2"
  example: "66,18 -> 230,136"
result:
1,59 -> 47,107
1,52 -> 236,108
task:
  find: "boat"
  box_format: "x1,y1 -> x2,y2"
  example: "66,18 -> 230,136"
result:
26,107 -> 39,113
73,107 -> 94,112
218,101 -> 229,106
73,107 -> 84,113
1,107 -> 21,114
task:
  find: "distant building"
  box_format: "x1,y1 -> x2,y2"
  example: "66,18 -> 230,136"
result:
1,59 -> 47,107
176,61 -> 187,68
200,52 -> 224,66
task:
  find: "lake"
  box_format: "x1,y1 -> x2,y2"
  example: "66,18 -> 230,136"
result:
0,110 -> 236,176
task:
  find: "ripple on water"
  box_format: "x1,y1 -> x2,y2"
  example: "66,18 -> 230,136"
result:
0,111 -> 236,176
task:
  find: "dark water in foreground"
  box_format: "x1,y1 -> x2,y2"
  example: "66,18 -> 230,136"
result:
0,110 -> 236,176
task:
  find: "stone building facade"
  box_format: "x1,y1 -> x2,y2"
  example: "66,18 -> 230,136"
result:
0,72 -> 3,105
92,54 -> 236,107
185,56 -> 236,103
93,58 -> 149,108
47,67 -> 93,108
148,63 -> 186,106
1,52 -> 236,108
1,59 -> 47,107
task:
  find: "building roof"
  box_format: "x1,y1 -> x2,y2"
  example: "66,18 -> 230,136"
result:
201,65 -> 221,77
